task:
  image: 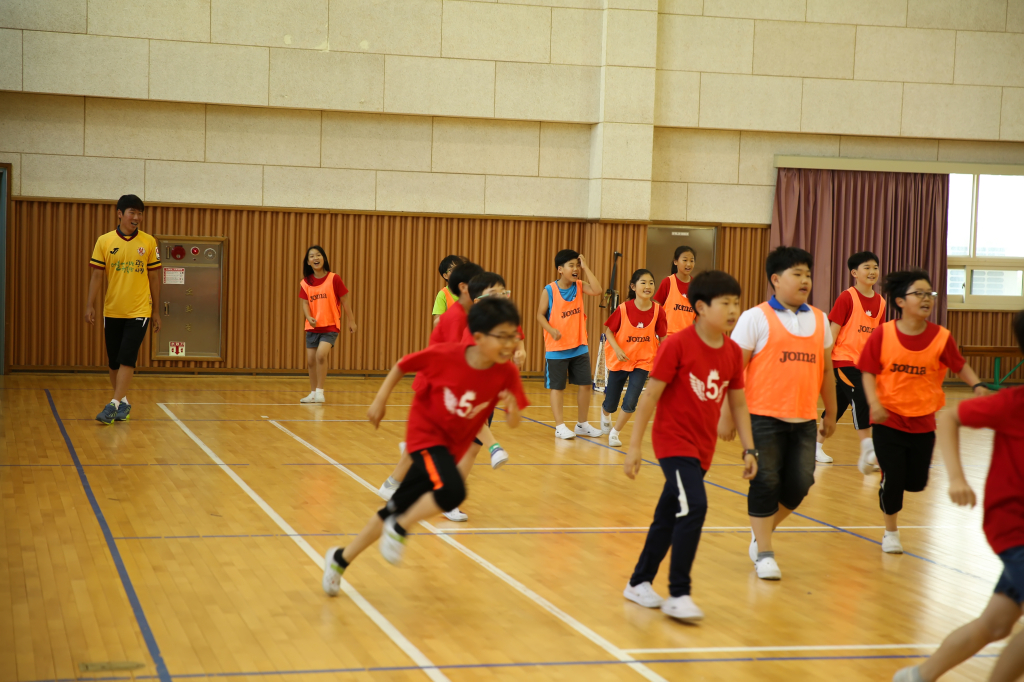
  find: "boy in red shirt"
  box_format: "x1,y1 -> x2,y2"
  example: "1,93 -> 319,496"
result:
622,271 -> 758,622
893,311 -> 1024,682
858,269 -> 987,554
322,298 -> 529,592
815,251 -> 883,469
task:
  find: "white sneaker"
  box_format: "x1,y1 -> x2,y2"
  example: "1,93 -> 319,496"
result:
490,446 -> 509,469
892,665 -> 924,682
380,516 -> 407,564
299,391 -> 317,403
815,442 -> 833,463
858,438 -> 876,475
311,393 -> 326,403
623,581 -> 664,608
755,556 -> 782,580
574,422 -> 603,438
748,531 -> 758,564
378,476 -> 399,501
661,595 -> 704,622
443,507 -> 468,522
322,546 -> 344,596
600,414 -> 613,435
609,429 -> 622,447
882,531 -> 903,554
554,424 -> 576,440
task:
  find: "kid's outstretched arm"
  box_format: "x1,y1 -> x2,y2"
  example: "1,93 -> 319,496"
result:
937,408 -> 976,507
624,379 -> 667,480
367,362 -> 406,428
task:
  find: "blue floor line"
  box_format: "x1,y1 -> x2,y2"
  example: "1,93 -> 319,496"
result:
44,390 -> 172,682
15,651 -> 1000,682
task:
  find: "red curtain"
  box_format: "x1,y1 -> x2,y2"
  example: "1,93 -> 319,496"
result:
771,168 -> 949,324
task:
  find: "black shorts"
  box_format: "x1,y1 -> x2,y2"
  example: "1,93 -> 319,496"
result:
473,411 -> 495,446
822,366 -> 870,430
377,446 -> 466,518
545,353 -> 591,390
104,317 -> 150,370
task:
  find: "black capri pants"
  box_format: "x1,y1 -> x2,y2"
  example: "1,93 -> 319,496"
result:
378,446 -> 466,519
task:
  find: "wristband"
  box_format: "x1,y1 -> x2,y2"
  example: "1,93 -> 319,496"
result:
972,383 -> 987,391
742,449 -> 759,460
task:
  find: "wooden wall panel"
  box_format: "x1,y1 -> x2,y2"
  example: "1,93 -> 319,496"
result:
718,225 -> 771,311
7,200 -> 646,373
947,310 -> 1024,382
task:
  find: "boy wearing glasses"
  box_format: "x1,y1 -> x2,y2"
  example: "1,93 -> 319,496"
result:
859,269 -> 988,554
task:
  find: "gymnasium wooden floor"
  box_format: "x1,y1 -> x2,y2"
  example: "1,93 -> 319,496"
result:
2,374 -> 1015,682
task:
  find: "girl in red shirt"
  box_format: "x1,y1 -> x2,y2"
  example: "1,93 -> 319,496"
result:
858,269 -> 987,554
299,246 -> 357,404
601,269 -> 667,447
654,245 -> 696,336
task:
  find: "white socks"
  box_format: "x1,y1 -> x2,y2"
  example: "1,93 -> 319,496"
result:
110,399 -> 120,407
315,388 -> 324,397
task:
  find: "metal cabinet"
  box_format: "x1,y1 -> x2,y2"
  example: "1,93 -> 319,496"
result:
646,225 -> 717,284
151,236 -> 227,361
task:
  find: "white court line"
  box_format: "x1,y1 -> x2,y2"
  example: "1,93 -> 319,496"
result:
433,525 -> 972,532
624,643 -> 1006,655
157,404 -> 449,682
267,420 -> 668,682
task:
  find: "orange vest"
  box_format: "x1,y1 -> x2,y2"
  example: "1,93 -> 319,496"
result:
874,321 -> 950,417
832,287 -> 885,364
744,302 -> 826,421
664,276 -> 696,335
440,287 -> 457,311
605,302 -> 661,372
301,272 -> 341,331
544,281 -> 587,352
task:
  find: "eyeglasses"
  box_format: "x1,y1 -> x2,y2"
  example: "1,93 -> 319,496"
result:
485,333 -> 520,345
476,290 -> 512,300
904,291 -> 937,299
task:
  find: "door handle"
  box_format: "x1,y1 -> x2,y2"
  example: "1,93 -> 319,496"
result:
164,302 -> 170,315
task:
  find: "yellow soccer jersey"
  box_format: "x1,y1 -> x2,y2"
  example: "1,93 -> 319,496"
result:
89,228 -> 162,318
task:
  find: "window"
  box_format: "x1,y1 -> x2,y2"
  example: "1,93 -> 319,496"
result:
946,173 -> 1024,310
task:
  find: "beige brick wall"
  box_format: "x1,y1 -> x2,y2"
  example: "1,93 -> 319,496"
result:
2,0 -> 1024,221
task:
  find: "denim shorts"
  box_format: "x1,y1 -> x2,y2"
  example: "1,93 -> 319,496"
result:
747,415 -> 817,517
306,331 -> 339,348
994,544 -> 1024,605
602,368 -> 648,414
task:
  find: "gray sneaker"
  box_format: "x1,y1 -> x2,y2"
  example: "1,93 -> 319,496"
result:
96,402 -> 117,425
115,401 -> 131,422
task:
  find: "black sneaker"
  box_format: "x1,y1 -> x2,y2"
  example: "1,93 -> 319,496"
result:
115,401 -> 131,422
96,402 -> 117,425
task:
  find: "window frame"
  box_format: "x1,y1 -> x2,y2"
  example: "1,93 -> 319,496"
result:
947,173 -> 1024,311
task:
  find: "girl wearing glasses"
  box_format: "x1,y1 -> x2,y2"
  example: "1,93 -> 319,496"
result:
857,269 -> 988,555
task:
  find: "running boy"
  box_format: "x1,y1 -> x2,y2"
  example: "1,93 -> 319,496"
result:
893,311 -> 1024,682
601,269 -> 666,447
623,271 -> 758,622
858,269 -> 987,554
815,251 -> 884,467
722,246 -> 838,580
322,298 -> 529,593
299,245 -> 357,404
537,249 -> 603,439
432,255 -> 466,326
654,246 -> 697,336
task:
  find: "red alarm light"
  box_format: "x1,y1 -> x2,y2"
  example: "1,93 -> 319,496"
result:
191,247 -> 200,255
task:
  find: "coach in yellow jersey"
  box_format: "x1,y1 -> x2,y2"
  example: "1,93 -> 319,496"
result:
84,194 -> 162,424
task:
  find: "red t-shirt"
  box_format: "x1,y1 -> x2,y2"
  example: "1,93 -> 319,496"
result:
653,275 -> 689,307
604,300 -> 668,337
649,325 -> 745,470
857,322 -> 966,433
958,386 -> 1024,555
299,273 -> 349,333
828,288 -> 884,368
430,302 -> 469,345
398,342 -> 530,461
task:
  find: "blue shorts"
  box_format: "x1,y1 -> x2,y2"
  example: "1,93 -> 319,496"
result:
994,544 -> 1024,604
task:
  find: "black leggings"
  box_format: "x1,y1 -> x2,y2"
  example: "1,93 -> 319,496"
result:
873,424 -> 935,515
378,446 -> 466,518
